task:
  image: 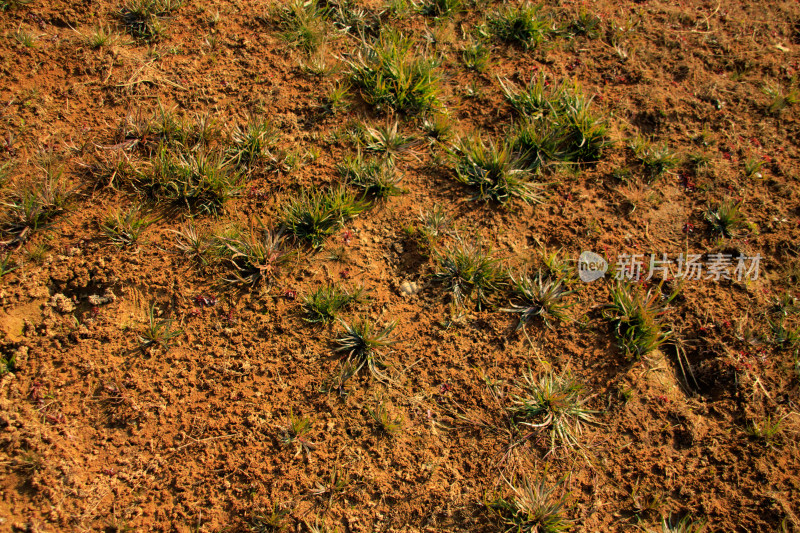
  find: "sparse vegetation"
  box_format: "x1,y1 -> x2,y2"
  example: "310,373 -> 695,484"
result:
488,478 -> 572,533
218,223 -> 293,287
302,284 -> 367,324
138,304 -> 182,352
704,200 -> 746,238
282,186 -> 367,247
367,401 -> 402,435
348,30 -> 441,114
433,237 -> 505,311
503,272 -> 575,330
487,3 -> 553,49
604,282 -> 676,359
511,369 -> 597,452
630,136 -> 678,180
333,318 -> 397,383
101,205 -> 156,246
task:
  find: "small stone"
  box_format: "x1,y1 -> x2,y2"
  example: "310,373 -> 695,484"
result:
399,281 -> 419,296
392,242 -> 404,254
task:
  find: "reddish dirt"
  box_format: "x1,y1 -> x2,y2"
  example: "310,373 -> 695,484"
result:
1,0 -> 799,532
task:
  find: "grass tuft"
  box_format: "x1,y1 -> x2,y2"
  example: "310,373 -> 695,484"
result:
487,3 -> 553,49
302,284 -> 368,324
138,304 -> 182,352
604,282 -> 675,359
704,200 -> 746,238
102,205 -> 156,246
511,369 -> 597,452
433,238 -> 505,311
333,318 -> 397,383
338,152 -> 403,199
282,186 -> 367,248
488,478 -> 572,533
503,272 -> 575,330
349,30 -> 441,114
218,223 -> 293,287
452,134 -> 544,205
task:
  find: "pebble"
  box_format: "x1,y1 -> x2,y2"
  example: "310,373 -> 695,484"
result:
399,281 -> 420,296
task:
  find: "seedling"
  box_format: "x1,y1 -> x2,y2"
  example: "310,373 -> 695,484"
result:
660,514 -> 707,533
762,81 -> 799,114
503,272 -> 575,330
0,253 -> 18,278
433,238 -> 505,310
318,82 -> 351,116
281,409 -> 316,456
745,415 -> 784,443
511,369 -> 597,453
249,505 -> 289,533
461,40 -> 490,72
227,118 -> 278,170
149,147 -> 240,215
138,304 -> 182,352
566,9 -> 602,38
219,224 -> 293,287
419,0 -> 462,17
452,134 -> 543,205
333,318 -> 397,382
275,0 -> 328,53
629,136 -> 678,181
84,26 -> 115,48
1,170 -> 75,235
367,401 -> 402,435
604,282 -> 676,359
704,200 -> 745,238
421,112 -> 453,142
120,0 -> 181,41
348,30 -> 441,114
337,153 -> 403,198
360,122 -> 422,164
743,157 -> 764,179
311,465 -> 350,504
282,186 -> 367,248
487,478 -> 572,533
171,223 -> 209,265
102,205 -> 156,246
13,27 -> 36,48
0,0 -> 33,10
418,204 -> 453,248
487,3 -> 553,49
302,284 -> 368,324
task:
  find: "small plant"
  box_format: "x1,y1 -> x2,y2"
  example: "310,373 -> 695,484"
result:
0,0 -> 33,11
171,223 -> 209,265
567,9 -> 602,38
333,318 -> 397,382
311,465 -> 350,504
138,304 -> 182,352
84,26 -> 115,49
461,40 -> 490,72
275,0 -> 329,53
149,147 -> 240,215
360,122 -> 422,164
503,272 -> 575,330
422,112 -> 453,142
704,199 -> 745,238
630,136 -> 678,180
744,156 -> 764,179
488,478 -> 572,533
433,238 -> 505,310
604,282 -> 676,359
227,118 -> 278,170
318,82 -> 351,116
281,409 -> 315,456
120,0 -> 181,41
768,317 -> 799,347
367,401 -> 403,435
660,514 -> 707,533
418,204 -> 453,248
249,505 -> 289,533
337,153 -> 403,199
348,30 -> 441,114
0,253 -> 18,279
1,171 -> 75,235
419,0 -> 462,17
282,186 -> 367,248
12,27 -> 36,48
219,224 -> 293,287
452,134 -> 543,205
745,415 -> 784,443
762,80 -> 799,114
487,3 -> 553,49
102,205 -> 156,246
302,284 -> 367,324
511,369 -> 597,453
